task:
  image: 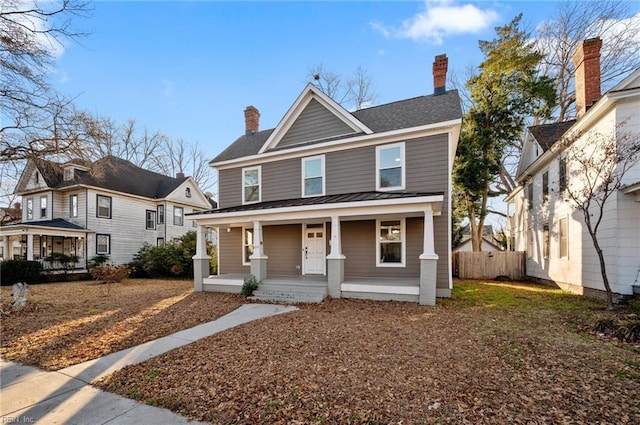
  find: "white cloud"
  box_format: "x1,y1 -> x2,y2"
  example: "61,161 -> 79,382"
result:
372,0 -> 500,45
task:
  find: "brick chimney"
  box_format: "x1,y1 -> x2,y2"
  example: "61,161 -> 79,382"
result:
244,106 -> 260,136
433,54 -> 448,95
572,37 -> 602,118
176,172 -> 185,179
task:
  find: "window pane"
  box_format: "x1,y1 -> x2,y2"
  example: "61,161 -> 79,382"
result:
244,245 -> 254,263
380,146 -> 401,168
244,169 -> 258,186
304,159 -> 321,178
305,177 -> 323,196
380,167 -> 401,188
244,186 -> 259,202
244,228 -> 254,245
380,221 -> 401,241
380,242 -> 402,263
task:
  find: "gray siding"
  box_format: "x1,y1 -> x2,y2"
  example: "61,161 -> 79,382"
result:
278,99 -> 355,148
218,228 -> 248,274
326,146 -> 375,194
264,224 -> 302,275
263,158 -> 301,201
218,168 -> 242,209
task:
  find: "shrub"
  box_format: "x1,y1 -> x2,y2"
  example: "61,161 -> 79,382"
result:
88,254 -> 110,270
0,260 -> 43,286
241,275 -> 260,297
91,264 -> 130,284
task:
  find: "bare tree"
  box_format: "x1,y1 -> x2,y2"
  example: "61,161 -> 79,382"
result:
151,137 -> 216,194
307,64 -> 377,111
559,124 -> 640,309
536,0 -> 640,121
0,0 -> 90,162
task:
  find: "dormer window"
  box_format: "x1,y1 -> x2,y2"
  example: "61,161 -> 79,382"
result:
64,168 -> 74,181
185,187 -> 192,198
35,171 -> 39,184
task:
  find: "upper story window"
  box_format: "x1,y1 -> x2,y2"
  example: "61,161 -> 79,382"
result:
26,198 -> 33,220
185,187 -> 192,198
376,143 -> 405,190
157,205 -> 165,224
376,219 -> 406,267
40,196 -> 47,218
242,166 -> 261,204
146,210 -> 156,230
97,195 -> 112,219
559,217 -> 568,259
70,194 -> 78,218
302,155 -> 325,197
542,171 -> 549,203
527,181 -> 533,210
558,157 -> 567,192
174,206 -> 184,226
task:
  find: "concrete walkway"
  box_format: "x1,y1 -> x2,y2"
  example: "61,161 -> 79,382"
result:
0,303 -> 298,424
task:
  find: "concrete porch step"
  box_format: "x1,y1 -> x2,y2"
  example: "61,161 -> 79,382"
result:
250,282 -> 328,304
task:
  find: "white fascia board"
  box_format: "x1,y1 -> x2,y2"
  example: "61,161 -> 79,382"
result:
214,119 -> 462,170
504,184 -> 523,203
190,195 -> 444,226
0,225 -> 92,237
165,177 -> 211,208
259,84 -> 373,154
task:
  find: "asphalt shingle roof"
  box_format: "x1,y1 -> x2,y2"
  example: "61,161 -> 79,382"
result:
528,120 -> 577,152
33,156 -> 188,199
211,90 -> 462,163
2,218 -> 86,230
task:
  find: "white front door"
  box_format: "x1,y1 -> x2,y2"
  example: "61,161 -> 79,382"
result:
303,224 -> 326,275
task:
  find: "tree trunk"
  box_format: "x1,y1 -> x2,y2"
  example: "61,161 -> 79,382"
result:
584,216 -> 615,310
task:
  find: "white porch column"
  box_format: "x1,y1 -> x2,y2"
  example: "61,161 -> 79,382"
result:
326,215 -> 345,298
26,234 -> 34,261
419,207 -> 438,306
250,220 -> 268,281
2,236 -> 9,260
192,224 -> 211,292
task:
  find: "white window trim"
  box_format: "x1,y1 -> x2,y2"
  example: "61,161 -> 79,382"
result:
301,155 -> 325,197
70,194 -> 78,218
97,195 -> 112,219
376,218 -> 406,268
558,216 -> 569,260
174,206 -> 184,226
242,166 -> 262,205
157,205 -> 165,224
40,195 -> 47,218
26,198 -> 33,220
376,142 -> 406,191
146,210 -> 156,230
242,227 -> 254,266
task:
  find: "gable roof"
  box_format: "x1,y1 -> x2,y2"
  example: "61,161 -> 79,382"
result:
22,156 -> 189,199
528,120 -> 577,152
211,89 -> 462,164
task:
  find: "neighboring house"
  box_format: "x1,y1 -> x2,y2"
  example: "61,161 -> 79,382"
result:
506,38 -> 640,298
454,224 -> 501,252
189,55 -> 462,305
0,156 -> 213,268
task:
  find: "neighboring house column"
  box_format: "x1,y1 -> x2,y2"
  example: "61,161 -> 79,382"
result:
192,224 -> 211,292
2,236 -> 9,260
419,207 -> 439,306
26,234 -> 34,261
250,220 -> 268,281
326,215 -> 345,298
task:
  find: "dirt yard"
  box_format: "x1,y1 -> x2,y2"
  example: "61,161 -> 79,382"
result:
0,279 -> 243,370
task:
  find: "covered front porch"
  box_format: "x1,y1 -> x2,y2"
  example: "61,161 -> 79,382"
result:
190,192 -> 445,305
0,219 -> 91,271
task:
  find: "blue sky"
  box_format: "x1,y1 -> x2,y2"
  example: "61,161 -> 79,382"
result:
54,0 -> 638,161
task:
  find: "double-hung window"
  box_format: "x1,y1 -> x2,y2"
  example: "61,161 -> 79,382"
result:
543,223 -> 550,259
97,195 -> 112,218
242,166 -> 261,204
542,171 -> 549,203
157,205 -> 165,224
376,143 -> 405,190
302,156 -> 325,197
40,196 -> 47,218
174,206 -> 184,226
558,157 -> 567,192
376,219 -> 405,267
70,194 -> 78,218
527,182 -> 533,210
146,210 -> 156,230
96,234 -> 110,254
243,227 -> 254,265
559,217 -> 568,259
26,198 -> 33,220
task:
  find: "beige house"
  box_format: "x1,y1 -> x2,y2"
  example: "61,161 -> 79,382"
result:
1,156 -> 213,269
190,55 -> 462,305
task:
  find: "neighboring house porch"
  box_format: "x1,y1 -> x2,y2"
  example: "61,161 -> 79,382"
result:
191,191 -> 444,305
1,218 -> 91,270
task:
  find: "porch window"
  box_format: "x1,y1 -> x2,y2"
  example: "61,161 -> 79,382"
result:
146,210 -> 156,230
174,206 -> 183,226
242,227 -> 254,265
26,198 -> 33,220
157,205 -> 165,224
97,195 -> 112,218
70,194 -> 78,218
376,143 -> 405,190
559,217 -> 568,259
40,196 -> 47,218
242,166 -> 261,204
96,234 -> 110,254
376,219 -> 405,267
302,156 -> 325,197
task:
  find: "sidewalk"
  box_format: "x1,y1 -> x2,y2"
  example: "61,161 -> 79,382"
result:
0,303 -> 298,424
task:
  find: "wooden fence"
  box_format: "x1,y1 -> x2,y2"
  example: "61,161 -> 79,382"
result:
453,251 -> 526,280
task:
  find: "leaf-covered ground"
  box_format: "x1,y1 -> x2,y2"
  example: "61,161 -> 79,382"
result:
94,280 -> 640,424
0,279 -> 243,370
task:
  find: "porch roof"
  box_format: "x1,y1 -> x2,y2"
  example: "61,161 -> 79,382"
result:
0,218 -> 91,237
189,191 -> 444,226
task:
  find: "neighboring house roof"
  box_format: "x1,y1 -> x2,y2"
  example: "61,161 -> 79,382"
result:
454,236 -> 502,252
460,224 -> 494,238
191,191 -> 444,215
211,89 -> 462,163
528,120 -> 577,152
22,156 -> 189,199
2,218 -> 86,230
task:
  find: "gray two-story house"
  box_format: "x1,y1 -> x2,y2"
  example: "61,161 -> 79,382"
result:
190,55 -> 462,305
